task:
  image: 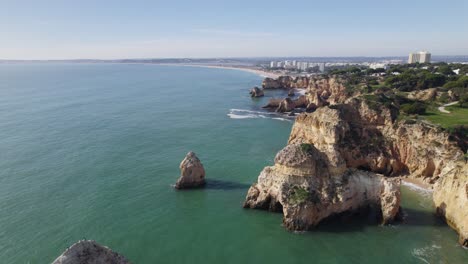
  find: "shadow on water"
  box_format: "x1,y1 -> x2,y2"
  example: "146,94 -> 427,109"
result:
205,179 -> 251,190
311,207 -> 445,234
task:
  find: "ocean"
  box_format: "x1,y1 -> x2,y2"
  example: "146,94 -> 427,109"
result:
0,63 -> 466,263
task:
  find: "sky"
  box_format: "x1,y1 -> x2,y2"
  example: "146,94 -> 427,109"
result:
1,0 -> 467,59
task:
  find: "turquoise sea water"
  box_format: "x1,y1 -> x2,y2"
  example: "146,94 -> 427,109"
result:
0,64 -> 466,263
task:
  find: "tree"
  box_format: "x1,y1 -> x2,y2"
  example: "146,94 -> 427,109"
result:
437,65 -> 455,75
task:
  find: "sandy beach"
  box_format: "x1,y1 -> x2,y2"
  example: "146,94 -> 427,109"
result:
159,63 -> 282,78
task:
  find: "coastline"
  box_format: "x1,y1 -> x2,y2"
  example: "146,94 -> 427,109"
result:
158,63 -> 282,78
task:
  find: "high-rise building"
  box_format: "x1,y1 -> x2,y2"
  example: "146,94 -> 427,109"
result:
319,63 -> 325,72
408,51 -> 431,64
270,61 -> 276,68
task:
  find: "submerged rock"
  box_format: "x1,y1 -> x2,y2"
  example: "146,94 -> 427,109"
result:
288,89 -> 295,97
52,240 -> 130,264
175,151 -> 206,189
243,143 -> 401,230
249,86 -> 264,97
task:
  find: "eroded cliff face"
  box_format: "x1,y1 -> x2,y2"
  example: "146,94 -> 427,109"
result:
433,162 -> 468,246
285,98 -> 466,245
243,143 -> 401,231
288,99 -> 463,184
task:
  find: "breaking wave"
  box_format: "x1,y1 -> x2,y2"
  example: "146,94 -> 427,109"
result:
227,109 -> 293,122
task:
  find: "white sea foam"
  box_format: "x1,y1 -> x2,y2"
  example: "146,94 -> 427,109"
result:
227,113 -> 258,119
294,88 -> 307,96
411,244 -> 441,264
228,109 -> 294,122
272,117 -> 292,122
230,109 -> 272,115
402,181 -> 433,194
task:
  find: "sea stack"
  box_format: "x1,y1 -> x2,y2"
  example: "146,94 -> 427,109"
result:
52,240 -> 130,264
249,86 -> 264,97
243,143 -> 401,230
175,151 -> 206,189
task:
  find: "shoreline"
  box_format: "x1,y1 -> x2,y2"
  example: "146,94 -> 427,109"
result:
158,63 -> 282,78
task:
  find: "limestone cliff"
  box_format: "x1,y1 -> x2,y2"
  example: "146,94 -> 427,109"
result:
285,97 -> 466,244
243,143 -> 401,230
433,161 -> 468,246
248,76 -> 467,243
52,240 -> 130,264
288,98 -> 463,184
262,76 -> 309,89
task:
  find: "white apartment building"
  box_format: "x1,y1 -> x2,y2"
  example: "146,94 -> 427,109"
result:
408,51 -> 431,64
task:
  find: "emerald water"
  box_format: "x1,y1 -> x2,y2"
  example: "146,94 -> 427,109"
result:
0,64 -> 466,263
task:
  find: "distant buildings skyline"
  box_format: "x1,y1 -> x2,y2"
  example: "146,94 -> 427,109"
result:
269,60 -> 326,72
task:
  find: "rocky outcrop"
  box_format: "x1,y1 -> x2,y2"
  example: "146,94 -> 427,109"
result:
433,161 -> 468,246
407,88 -> 437,101
175,152 -> 206,189
263,96 -> 309,113
52,240 -> 130,264
277,98 -> 295,113
262,76 -> 309,89
288,99 -> 463,183
286,98 -> 466,244
243,143 -> 401,230
262,98 -> 283,109
249,86 -> 264,97
260,76 -> 350,113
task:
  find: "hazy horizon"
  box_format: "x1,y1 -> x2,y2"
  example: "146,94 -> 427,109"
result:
2,0 -> 468,60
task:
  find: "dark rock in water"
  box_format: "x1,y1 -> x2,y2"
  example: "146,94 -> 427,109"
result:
175,151 -> 206,189
249,86 -> 264,97
288,89 -> 295,97
52,240 -> 131,264
288,111 -> 295,116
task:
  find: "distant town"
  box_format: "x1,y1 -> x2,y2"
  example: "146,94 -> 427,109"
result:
1,52 -> 468,78
264,51 -> 446,76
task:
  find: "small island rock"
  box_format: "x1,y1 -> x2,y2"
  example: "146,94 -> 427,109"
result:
249,86 -> 264,97
52,240 -> 130,264
175,152 -> 206,189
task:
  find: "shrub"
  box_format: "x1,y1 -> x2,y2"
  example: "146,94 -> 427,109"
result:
290,187 -> 309,204
300,143 -> 314,153
400,102 -> 427,115
460,95 -> 468,108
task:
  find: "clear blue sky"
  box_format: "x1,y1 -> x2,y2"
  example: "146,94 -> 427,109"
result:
1,0 -> 467,59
